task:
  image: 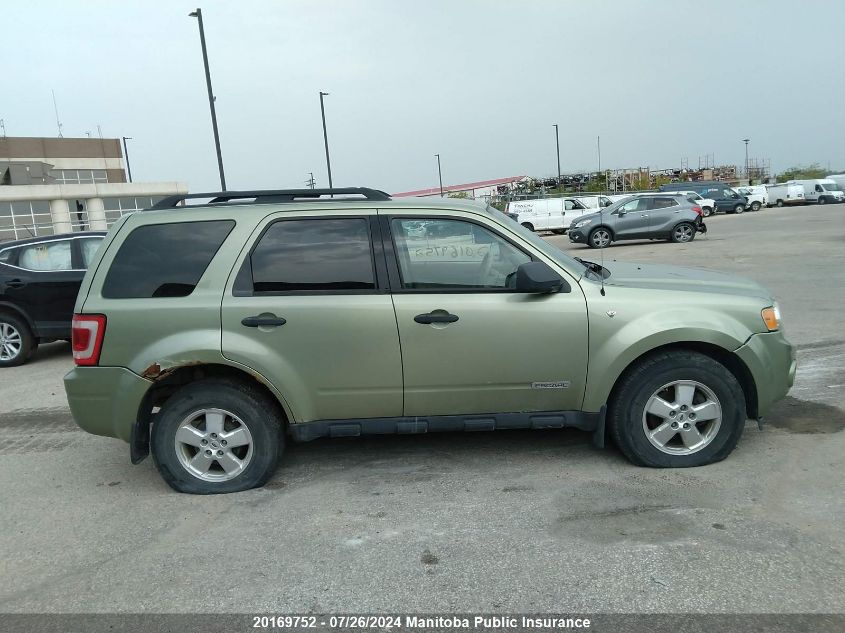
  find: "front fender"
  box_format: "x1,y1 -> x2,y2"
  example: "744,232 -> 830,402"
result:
582,306 -> 754,412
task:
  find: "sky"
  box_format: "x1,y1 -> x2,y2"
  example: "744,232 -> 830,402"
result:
3,0 -> 844,193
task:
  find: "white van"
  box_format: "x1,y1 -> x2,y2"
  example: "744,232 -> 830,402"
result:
736,185 -> 768,211
766,183 -> 805,207
505,197 -> 593,232
786,179 -> 845,205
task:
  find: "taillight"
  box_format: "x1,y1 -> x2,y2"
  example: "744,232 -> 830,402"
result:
72,314 -> 107,366
691,206 -> 703,215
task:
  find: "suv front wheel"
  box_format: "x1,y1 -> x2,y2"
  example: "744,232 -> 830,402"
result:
608,351 -> 745,467
151,379 -> 283,494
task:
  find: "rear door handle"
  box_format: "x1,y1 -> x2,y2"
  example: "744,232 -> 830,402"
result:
414,312 -> 459,324
5,279 -> 25,289
241,315 -> 287,328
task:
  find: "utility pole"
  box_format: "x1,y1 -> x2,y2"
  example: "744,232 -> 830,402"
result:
122,137 -> 133,183
306,172 -> 315,189
319,92 -> 333,190
189,8 -> 227,191
597,135 -> 601,190
742,138 -> 750,182
553,124 -> 561,191
435,153 -> 444,196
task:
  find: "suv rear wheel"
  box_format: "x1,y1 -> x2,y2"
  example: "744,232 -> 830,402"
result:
608,351 -> 745,467
670,222 -> 696,243
151,379 -> 283,494
0,313 -> 35,368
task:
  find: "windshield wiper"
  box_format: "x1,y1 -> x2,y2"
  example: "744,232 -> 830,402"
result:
574,257 -> 610,279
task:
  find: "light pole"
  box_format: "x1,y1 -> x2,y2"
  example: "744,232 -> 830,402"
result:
435,153 -> 443,196
121,136 -> 133,183
189,8 -> 226,191
319,92 -> 333,190
553,124 -> 561,191
742,138 -> 750,181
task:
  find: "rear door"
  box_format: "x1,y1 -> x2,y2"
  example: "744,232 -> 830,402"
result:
384,212 -> 588,417
647,196 -> 684,235
3,238 -> 84,338
221,213 -> 402,423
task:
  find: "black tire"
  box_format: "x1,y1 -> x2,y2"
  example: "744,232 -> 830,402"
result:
521,222 -> 535,232
151,379 -> 284,494
608,350 -> 746,468
751,201 -> 761,211
818,197 -> 827,205
0,312 -> 36,368
733,204 -> 745,214
588,227 -> 612,249
702,206 -> 713,217
670,222 -> 696,243
776,199 -> 784,207
551,229 -> 566,235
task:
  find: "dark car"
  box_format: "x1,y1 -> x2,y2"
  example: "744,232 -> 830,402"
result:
568,194 -> 705,248
660,181 -> 747,214
0,231 -> 106,367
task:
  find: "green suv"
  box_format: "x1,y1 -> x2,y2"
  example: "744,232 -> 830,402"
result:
64,188 -> 796,494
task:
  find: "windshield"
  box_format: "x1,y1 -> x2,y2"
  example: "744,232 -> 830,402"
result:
494,210 -> 596,278
822,183 -> 841,191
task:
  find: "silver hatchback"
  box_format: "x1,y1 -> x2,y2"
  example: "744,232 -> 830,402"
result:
567,194 -> 705,248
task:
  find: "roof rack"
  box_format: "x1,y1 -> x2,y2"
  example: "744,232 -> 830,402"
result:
147,187 -> 391,210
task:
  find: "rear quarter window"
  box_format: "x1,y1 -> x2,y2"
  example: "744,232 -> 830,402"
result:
101,220 -> 235,298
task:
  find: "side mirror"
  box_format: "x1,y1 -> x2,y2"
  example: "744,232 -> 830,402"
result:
617,209 -> 627,216
515,261 -> 569,294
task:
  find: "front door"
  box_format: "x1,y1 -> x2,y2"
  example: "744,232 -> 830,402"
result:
612,197 -> 652,239
385,214 -> 589,417
221,214 -> 403,423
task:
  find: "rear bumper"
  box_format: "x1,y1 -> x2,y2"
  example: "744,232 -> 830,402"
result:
734,331 -> 796,419
64,366 -> 153,442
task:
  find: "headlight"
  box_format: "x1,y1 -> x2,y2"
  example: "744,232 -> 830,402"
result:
573,219 -> 592,229
761,302 -> 781,331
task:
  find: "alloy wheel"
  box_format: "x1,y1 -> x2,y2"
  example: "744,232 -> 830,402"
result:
673,224 -> 694,242
174,408 -> 254,482
641,380 -> 722,455
0,322 -> 22,362
591,229 -> 611,248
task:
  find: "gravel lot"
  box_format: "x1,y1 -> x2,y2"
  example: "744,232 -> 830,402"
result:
0,204 -> 843,615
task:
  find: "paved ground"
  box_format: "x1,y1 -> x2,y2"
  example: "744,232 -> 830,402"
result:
0,204 -> 843,614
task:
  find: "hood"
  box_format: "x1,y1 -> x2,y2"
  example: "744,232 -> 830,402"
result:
602,261 -> 772,301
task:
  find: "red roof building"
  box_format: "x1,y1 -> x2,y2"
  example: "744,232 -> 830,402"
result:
393,175 -> 527,199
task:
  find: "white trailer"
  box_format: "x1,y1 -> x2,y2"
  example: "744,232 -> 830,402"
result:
766,183 -> 805,207
786,179 -> 845,205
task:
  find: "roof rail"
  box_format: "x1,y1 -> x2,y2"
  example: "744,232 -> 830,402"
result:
147,187 -> 391,210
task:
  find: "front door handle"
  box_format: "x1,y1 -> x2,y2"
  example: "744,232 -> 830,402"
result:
414,312 -> 459,324
241,315 -> 287,328
5,279 -> 25,289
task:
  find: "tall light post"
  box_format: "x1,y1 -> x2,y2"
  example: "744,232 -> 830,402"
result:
553,124 -> 561,190
319,92 -> 333,190
742,138 -> 750,181
122,136 -> 133,183
189,8 -> 226,191
435,153 -> 444,196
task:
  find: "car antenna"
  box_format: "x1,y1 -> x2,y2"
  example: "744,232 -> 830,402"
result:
598,200 -> 606,296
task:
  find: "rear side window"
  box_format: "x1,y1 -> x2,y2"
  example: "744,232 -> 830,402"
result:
651,197 -> 679,209
102,220 -> 234,298
246,218 -> 375,293
80,238 -> 104,268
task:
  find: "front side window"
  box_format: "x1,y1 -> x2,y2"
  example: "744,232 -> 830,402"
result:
248,218 -> 375,293
19,241 -> 72,271
619,198 -> 647,212
102,220 -> 234,298
391,218 -> 530,290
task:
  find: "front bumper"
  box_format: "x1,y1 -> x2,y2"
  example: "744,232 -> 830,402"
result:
64,366 -> 153,442
568,228 -> 588,243
734,331 -> 796,419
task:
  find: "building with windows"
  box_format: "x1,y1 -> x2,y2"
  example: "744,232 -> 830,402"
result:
0,136 -> 187,242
